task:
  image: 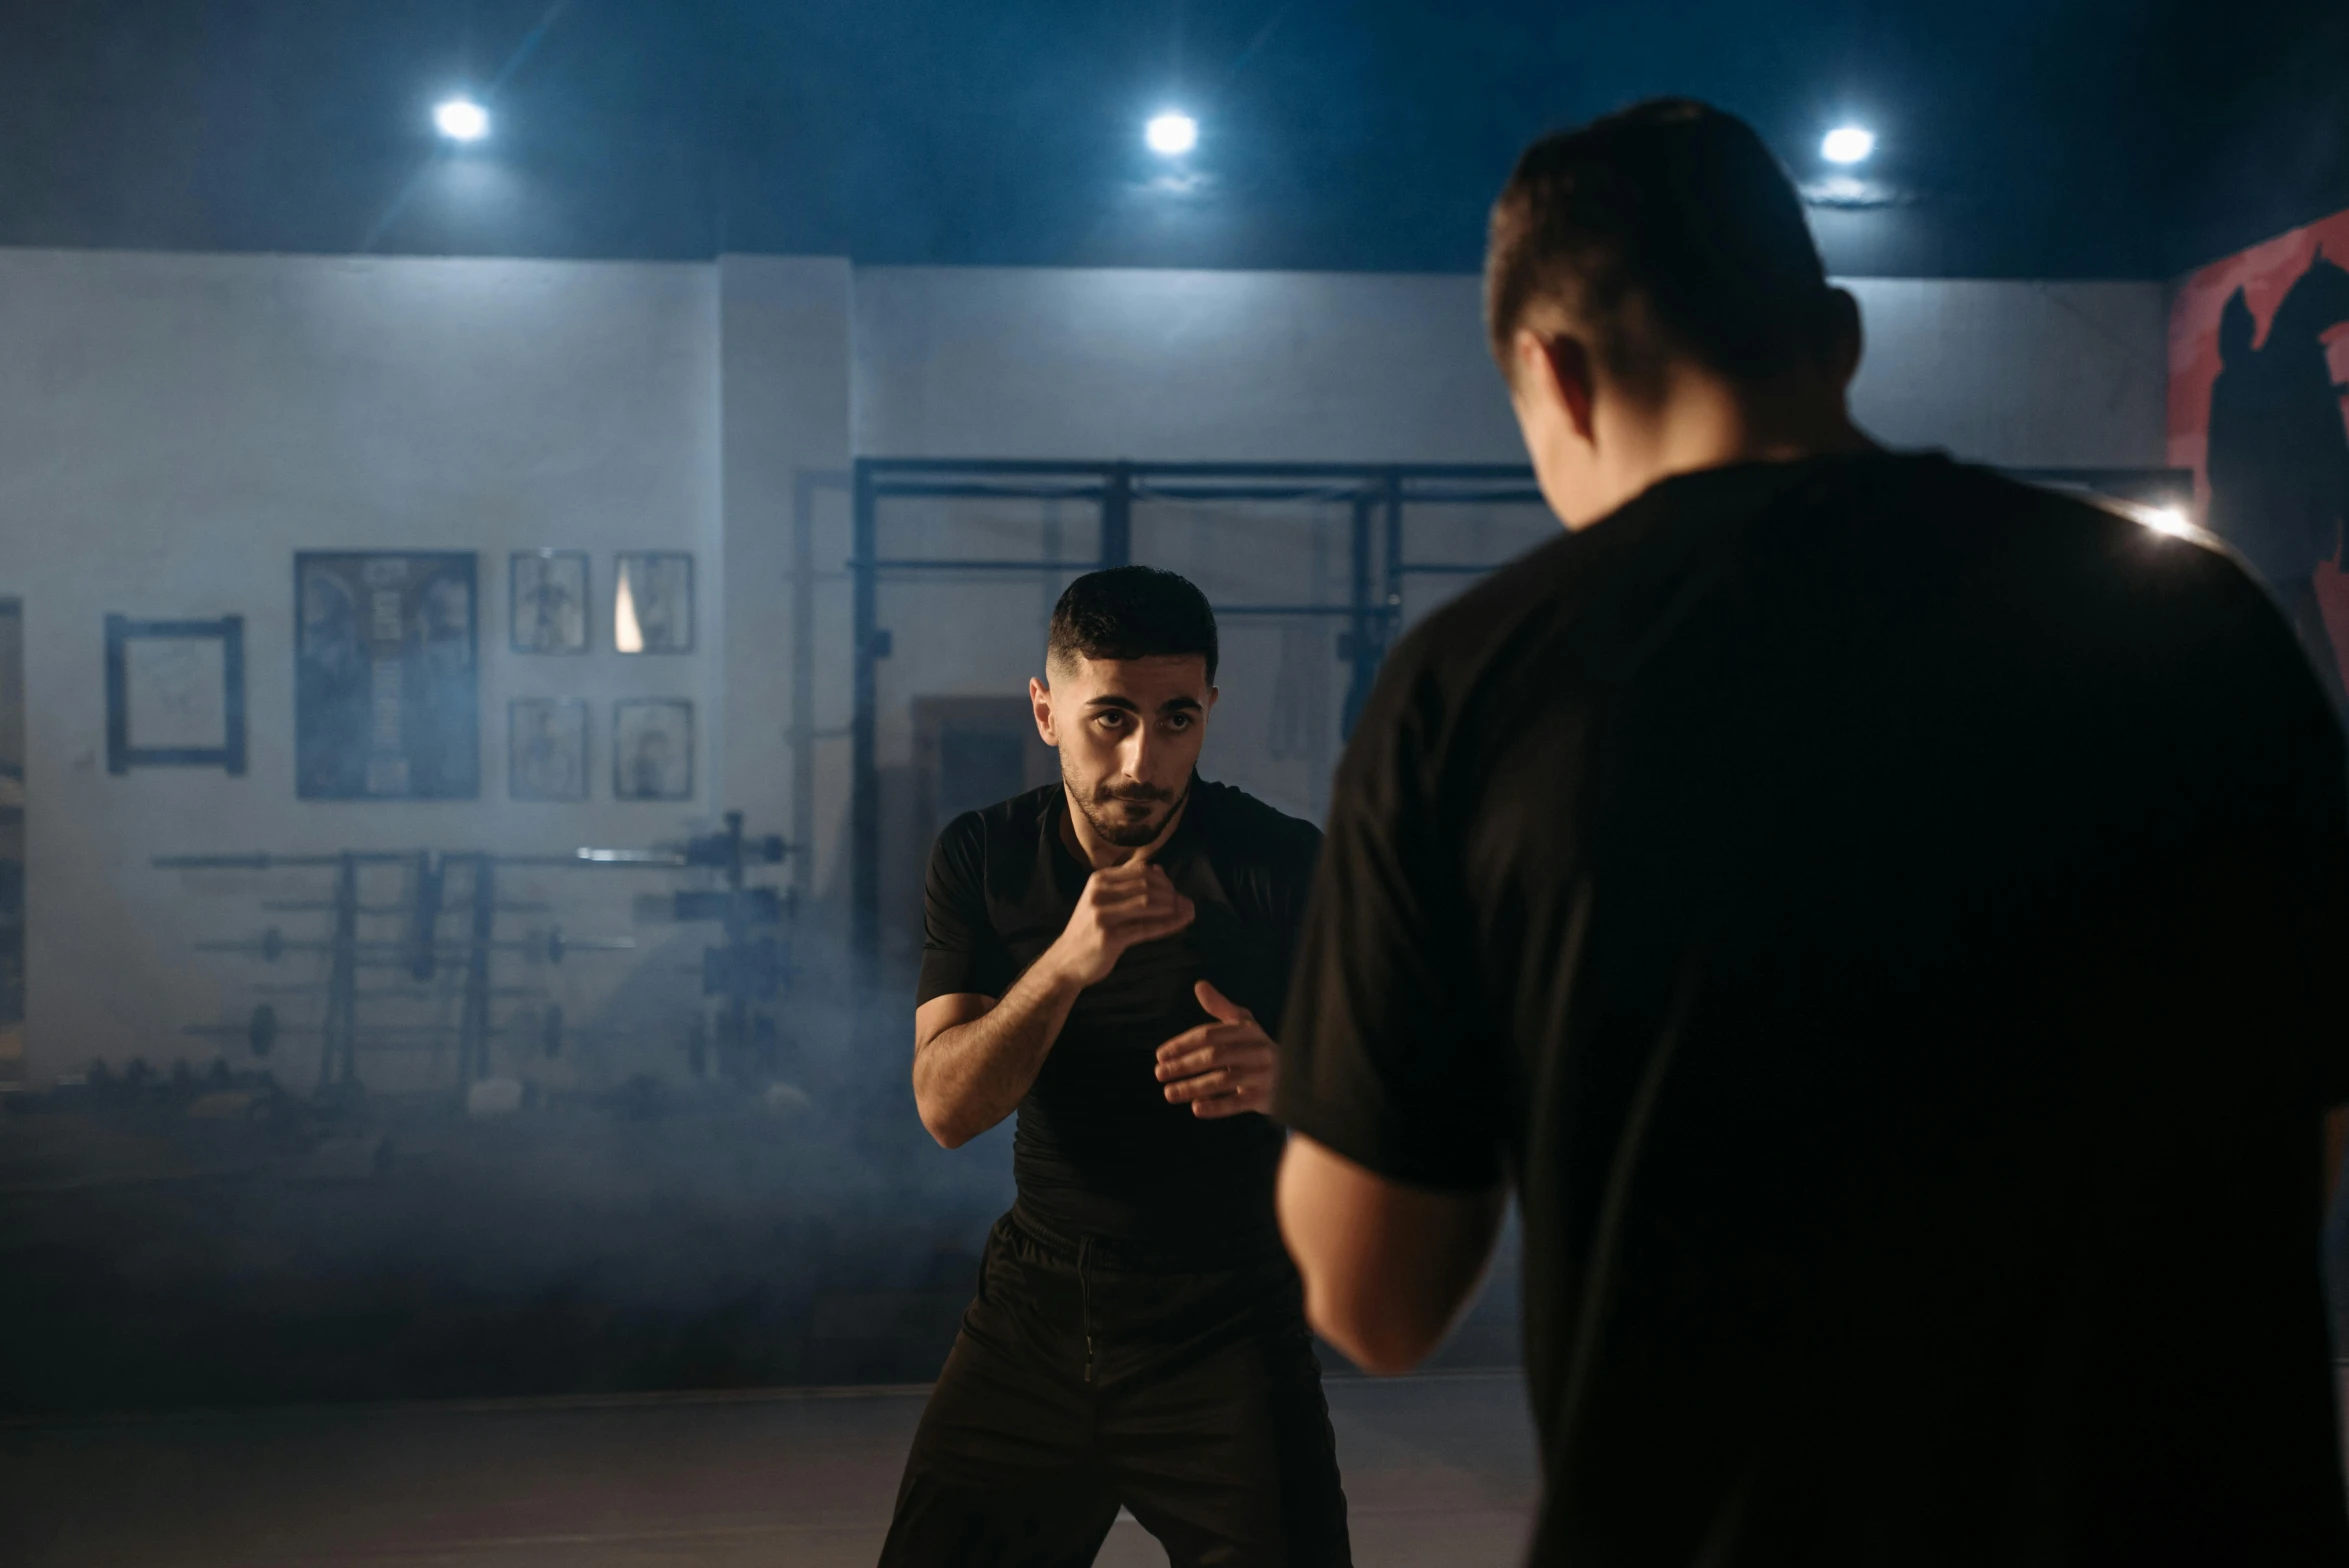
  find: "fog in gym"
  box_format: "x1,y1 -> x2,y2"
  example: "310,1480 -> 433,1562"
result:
2,1 -> 2346,1563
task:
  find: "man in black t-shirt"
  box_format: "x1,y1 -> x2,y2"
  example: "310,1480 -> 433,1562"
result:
881,567 -> 1350,1566
1274,100 -> 2349,1564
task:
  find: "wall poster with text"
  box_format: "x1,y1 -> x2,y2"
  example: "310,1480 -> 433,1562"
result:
296,551 -> 479,799
2169,205 -> 2349,703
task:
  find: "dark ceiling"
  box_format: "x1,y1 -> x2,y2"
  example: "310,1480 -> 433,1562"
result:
1,0 -> 2344,278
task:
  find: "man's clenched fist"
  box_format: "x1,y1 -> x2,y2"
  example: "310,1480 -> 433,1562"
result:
1045,860 -> 1195,989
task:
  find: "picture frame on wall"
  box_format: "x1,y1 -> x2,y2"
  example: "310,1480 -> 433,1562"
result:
510,551 -> 589,655
294,551 -> 479,800
105,614 -> 247,775
613,552 -> 693,654
508,698 -> 589,802
612,698 -> 692,801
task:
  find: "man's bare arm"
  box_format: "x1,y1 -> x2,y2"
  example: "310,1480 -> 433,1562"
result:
913,860 -> 1193,1149
1276,1134 -> 1507,1375
913,977 -> 1084,1149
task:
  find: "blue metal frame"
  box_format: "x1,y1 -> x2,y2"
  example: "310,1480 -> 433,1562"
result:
848,457 -> 1542,964
846,456 -> 2192,965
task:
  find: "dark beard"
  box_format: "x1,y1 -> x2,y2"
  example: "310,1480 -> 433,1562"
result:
1072,774 -> 1187,849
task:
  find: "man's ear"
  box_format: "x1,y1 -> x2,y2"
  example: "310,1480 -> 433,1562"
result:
1030,676 -> 1058,748
1517,327 -> 1597,446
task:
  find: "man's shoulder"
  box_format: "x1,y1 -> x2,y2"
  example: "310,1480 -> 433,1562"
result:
932,783 -> 1059,866
1190,780 -> 1322,869
1390,451 -> 2256,668
1931,460 -> 2283,647
1763,455 -> 2297,722
1366,521 -> 1596,726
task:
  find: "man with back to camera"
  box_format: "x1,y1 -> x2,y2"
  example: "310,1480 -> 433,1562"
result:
1272,99 -> 2349,1564
880,566 -> 1351,1566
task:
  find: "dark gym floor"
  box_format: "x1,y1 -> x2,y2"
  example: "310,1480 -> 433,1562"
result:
0,1077 -> 1523,1415
2,1371 -> 1540,1567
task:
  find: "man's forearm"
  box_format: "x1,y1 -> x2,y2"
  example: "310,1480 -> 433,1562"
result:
1278,1135 -> 1508,1374
914,959 -> 1084,1148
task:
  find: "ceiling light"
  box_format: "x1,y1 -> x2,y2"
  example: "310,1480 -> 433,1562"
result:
1146,112 -> 1198,157
435,98 -> 490,143
1821,126 -> 1875,165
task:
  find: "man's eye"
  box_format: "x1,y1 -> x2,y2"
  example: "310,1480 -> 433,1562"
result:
1095,712 -> 1127,729
1164,715 -> 1192,732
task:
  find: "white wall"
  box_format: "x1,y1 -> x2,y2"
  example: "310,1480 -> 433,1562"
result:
0,250 -> 724,1091
717,257 -> 855,899
853,266 -> 2170,470
853,267 -> 1523,464
0,249 -> 2173,1083
1843,279 -> 2170,469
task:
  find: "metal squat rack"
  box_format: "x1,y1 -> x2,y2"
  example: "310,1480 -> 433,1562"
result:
657,812 -> 796,1084
162,812 -> 793,1101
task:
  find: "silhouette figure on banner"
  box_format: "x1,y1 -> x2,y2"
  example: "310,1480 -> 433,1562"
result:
2204,248 -> 2349,707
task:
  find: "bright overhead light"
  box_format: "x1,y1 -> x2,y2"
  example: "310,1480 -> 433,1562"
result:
1821,125 -> 1875,165
2136,504 -> 2195,538
1146,111 -> 1198,157
434,97 -> 490,143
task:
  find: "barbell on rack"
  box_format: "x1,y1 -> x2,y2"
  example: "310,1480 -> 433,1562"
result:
259,899 -> 552,916
195,926 -> 632,965
158,835 -> 791,875
161,827 -> 792,1092
247,982 -> 542,1001
187,1003 -> 572,1061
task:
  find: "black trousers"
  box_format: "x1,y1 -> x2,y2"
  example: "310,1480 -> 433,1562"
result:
880,1210 -> 1353,1567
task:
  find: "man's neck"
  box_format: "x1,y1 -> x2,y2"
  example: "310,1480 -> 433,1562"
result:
1576,367 -> 1874,528
1059,785 -> 1189,870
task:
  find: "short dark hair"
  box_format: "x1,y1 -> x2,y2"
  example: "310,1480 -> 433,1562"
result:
1485,99 -> 1837,393
1047,566 -> 1218,684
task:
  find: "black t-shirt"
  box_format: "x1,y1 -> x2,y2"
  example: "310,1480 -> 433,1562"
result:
1278,452 -> 2349,1565
920,778 -> 1320,1261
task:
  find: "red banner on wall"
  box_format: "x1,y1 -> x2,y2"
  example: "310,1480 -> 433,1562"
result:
2168,208 -> 2349,698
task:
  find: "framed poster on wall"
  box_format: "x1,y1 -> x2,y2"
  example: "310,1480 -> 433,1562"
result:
613,552 -> 694,653
104,614 -> 247,774
510,550 -> 589,654
509,697 -> 589,802
295,551 -> 479,800
613,698 -> 692,800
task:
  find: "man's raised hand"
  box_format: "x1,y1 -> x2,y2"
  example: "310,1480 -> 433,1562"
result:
1045,861 -> 1195,989
1155,980 -> 1278,1119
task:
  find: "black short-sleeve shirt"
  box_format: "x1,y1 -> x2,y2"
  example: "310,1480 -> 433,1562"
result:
1278,453 -> 2349,1564
921,778 -> 1320,1261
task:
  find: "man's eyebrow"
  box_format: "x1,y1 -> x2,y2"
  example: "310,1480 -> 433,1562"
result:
1080,694 -> 1200,714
